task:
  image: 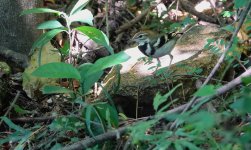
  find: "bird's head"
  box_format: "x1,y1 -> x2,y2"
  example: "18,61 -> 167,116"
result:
132,31 -> 153,45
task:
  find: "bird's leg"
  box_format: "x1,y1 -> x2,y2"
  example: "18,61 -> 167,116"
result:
154,58 -> 161,74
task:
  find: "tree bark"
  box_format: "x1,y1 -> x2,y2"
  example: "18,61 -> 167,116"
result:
0,0 -> 44,55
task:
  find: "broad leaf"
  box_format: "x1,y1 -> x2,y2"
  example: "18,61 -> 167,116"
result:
42,85 -> 73,94
75,26 -> 113,54
37,20 -> 63,29
86,51 -> 130,76
70,0 -> 90,15
78,63 -> 103,94
32,62 -> 81,80
95,103 -> 119,127
69,9 -> 93,26
31,29 -> 65,53
20,8 -> 61,16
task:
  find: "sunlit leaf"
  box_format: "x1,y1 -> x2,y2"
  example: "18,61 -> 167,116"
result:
69,9 -> 93,26
75,26 -> 113,54
86,51 -> 130,76
70,0 -> 90,15
37,20 -> 63,29
32,62 -> 81,80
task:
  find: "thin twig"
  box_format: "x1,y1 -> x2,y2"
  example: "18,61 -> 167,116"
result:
0,91 -> 20,126
170,1 -> 251,129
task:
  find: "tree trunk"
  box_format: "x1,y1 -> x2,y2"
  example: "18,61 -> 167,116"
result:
0,0 -> 44,55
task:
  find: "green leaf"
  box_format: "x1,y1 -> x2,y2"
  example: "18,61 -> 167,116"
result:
86,51 -> 130,76
180,140 -> 200,150
185,111 -> 215,131
174,140 -> 183,150
32,62 -> 81,80
85,105 -> 97,137
69,9 -> 93,26
78,63 -> 103,94
70,0 -> 90,15
241,77 -> 251,85
51,143 -> 63,150
20,8 -> 61,16
31,29 -> 65,53
153,84 -> 182,112
194,85 -> 216,97
1,117 -> 27,133
60,41 -> 70,55
230,89 -> 251,114
42,85 -> 74,94
95,103 -> 119,127
222,11 -> 233,18
222,25 -> 235,32
13,104 -> 31,115
234,0 -> 248,8
37,20 -> 63,29
75,26 -> 113,54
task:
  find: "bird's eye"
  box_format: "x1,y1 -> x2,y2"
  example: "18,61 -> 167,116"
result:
138,35 -> 143,38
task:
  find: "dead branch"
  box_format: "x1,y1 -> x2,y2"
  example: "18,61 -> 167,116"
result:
115,7 -> 152,34
179,0 -> 218,24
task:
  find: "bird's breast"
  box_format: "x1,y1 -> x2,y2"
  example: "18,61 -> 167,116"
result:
138,43 -> 156,57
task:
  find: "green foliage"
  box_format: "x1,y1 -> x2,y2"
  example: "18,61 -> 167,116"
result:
32,62 -> 81,79
76,26 -> 113,54
69,9 -> 93,25
37,20 -> 64,29
194,85 -> 216,97
153,84 -> 181,113
31,29 -> 66,53
83,102 -> 119,136
42,85 -> 74,94
0,117 -> 33,150
0,1 -> 130,149
234,0 -> 249,8
49,116 -> 84,133
70,0 -> 90,15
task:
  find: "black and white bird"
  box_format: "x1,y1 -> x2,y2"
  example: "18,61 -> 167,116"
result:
132,30 -> 181,67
